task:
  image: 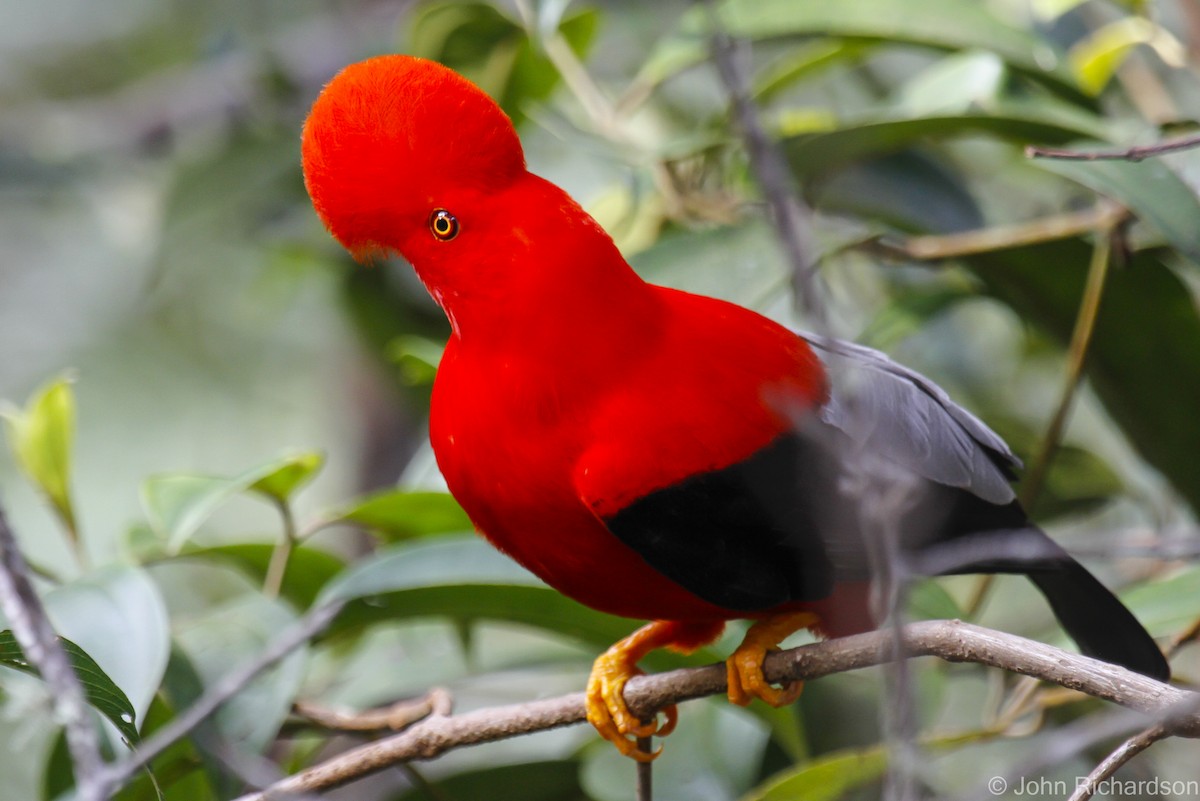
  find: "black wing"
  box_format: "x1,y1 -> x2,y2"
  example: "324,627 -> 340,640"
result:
601,334 -> 1169,679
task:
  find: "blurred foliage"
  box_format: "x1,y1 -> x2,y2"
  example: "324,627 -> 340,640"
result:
1,0 -> 1200,800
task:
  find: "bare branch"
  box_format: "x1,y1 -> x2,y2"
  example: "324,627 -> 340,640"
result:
233,620 -> 1194,800
293,688 -> 452,733
1026,133 -> 1200,162
0,504 -> 106,801
1068,723 -> 1169,801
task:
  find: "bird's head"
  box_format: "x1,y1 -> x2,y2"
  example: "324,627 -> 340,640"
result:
302,54 -> 642,340
301,54 -> 527,264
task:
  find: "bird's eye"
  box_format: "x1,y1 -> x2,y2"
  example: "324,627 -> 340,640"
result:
429,209 -> 460,241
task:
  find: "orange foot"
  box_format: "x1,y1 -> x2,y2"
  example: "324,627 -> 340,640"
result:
586,621 -> 682,762
726,612 -> 820,707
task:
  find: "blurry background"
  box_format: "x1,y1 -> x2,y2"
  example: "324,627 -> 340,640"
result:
2,1 -> 1200,799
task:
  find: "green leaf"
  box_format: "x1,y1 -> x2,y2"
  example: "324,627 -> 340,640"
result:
142,451 -> 324,551
320,537 -> 693,665
1068,17 -> 1184,95
643,0 -> 1082,98
741,745 -> 887,801
968,242 -> 1200,512
248,451 -> 324,504
1,375 -> 79,539
326,489 -> 473,541
181,543 -> 345,609
1032,156 -> 1200,265
44,565 -> 171,739
0,630 -> 140,744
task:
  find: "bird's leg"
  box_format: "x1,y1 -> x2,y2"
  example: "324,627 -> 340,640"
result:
726,611 -> 820,707
586,620 -> 708,762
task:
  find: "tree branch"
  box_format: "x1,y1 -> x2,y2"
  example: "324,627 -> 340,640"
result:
233,620 -> 1192,800
1026,134 -> 1200,162
0,504 -> 106,801
1068,723 -> 1169,801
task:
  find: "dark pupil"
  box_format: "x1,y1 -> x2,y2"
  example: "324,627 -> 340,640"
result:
432,211 -> 456,238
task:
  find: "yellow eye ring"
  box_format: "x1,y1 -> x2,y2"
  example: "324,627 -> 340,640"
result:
429,209 -> 460,241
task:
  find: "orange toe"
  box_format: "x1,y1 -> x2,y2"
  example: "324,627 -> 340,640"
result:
726,612 -> 819,708
585,621 -> 698,761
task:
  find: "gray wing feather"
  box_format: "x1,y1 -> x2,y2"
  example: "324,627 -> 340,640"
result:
800,333 -> 1020,506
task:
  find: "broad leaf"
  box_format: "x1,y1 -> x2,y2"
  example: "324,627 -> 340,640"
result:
742,745 -> 887,801
44,565 -> 171,739
1032,156 -> 1200,266
325,489 -> 473,541
968,242 -> 1200,512
784,102 -> 1113,181
174,594 -> 307,753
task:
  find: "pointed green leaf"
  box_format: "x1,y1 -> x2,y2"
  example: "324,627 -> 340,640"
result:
142,451 -> 325,551
327,489 -> 473,541
248,450 -> 324,503
2,375 -> 78,537
0,631 -> 139,744
1068,17 -> 1184,95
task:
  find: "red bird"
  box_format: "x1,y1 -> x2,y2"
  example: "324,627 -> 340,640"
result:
302,55 -> 1169,760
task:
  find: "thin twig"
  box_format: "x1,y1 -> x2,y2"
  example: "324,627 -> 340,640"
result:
1068,723 -> 1168,801
965,214 -> 1117,619
1019,221 -> 1116,510
293,689 -> 452,733
232,620 -> 1197,800
1026,133 -> 1200,161
97,600 -> 344,795
0,504 -> 106,801
636,736 -> 653,801
702,0 -> 824,331
264,498 -> 299,599
865,203 -> 1130,262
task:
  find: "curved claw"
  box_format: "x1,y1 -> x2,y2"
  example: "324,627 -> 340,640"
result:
586,650 -> 675,761
585,621 -> 708,761
726,642 -> 804,707
726,612 -> 819,708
